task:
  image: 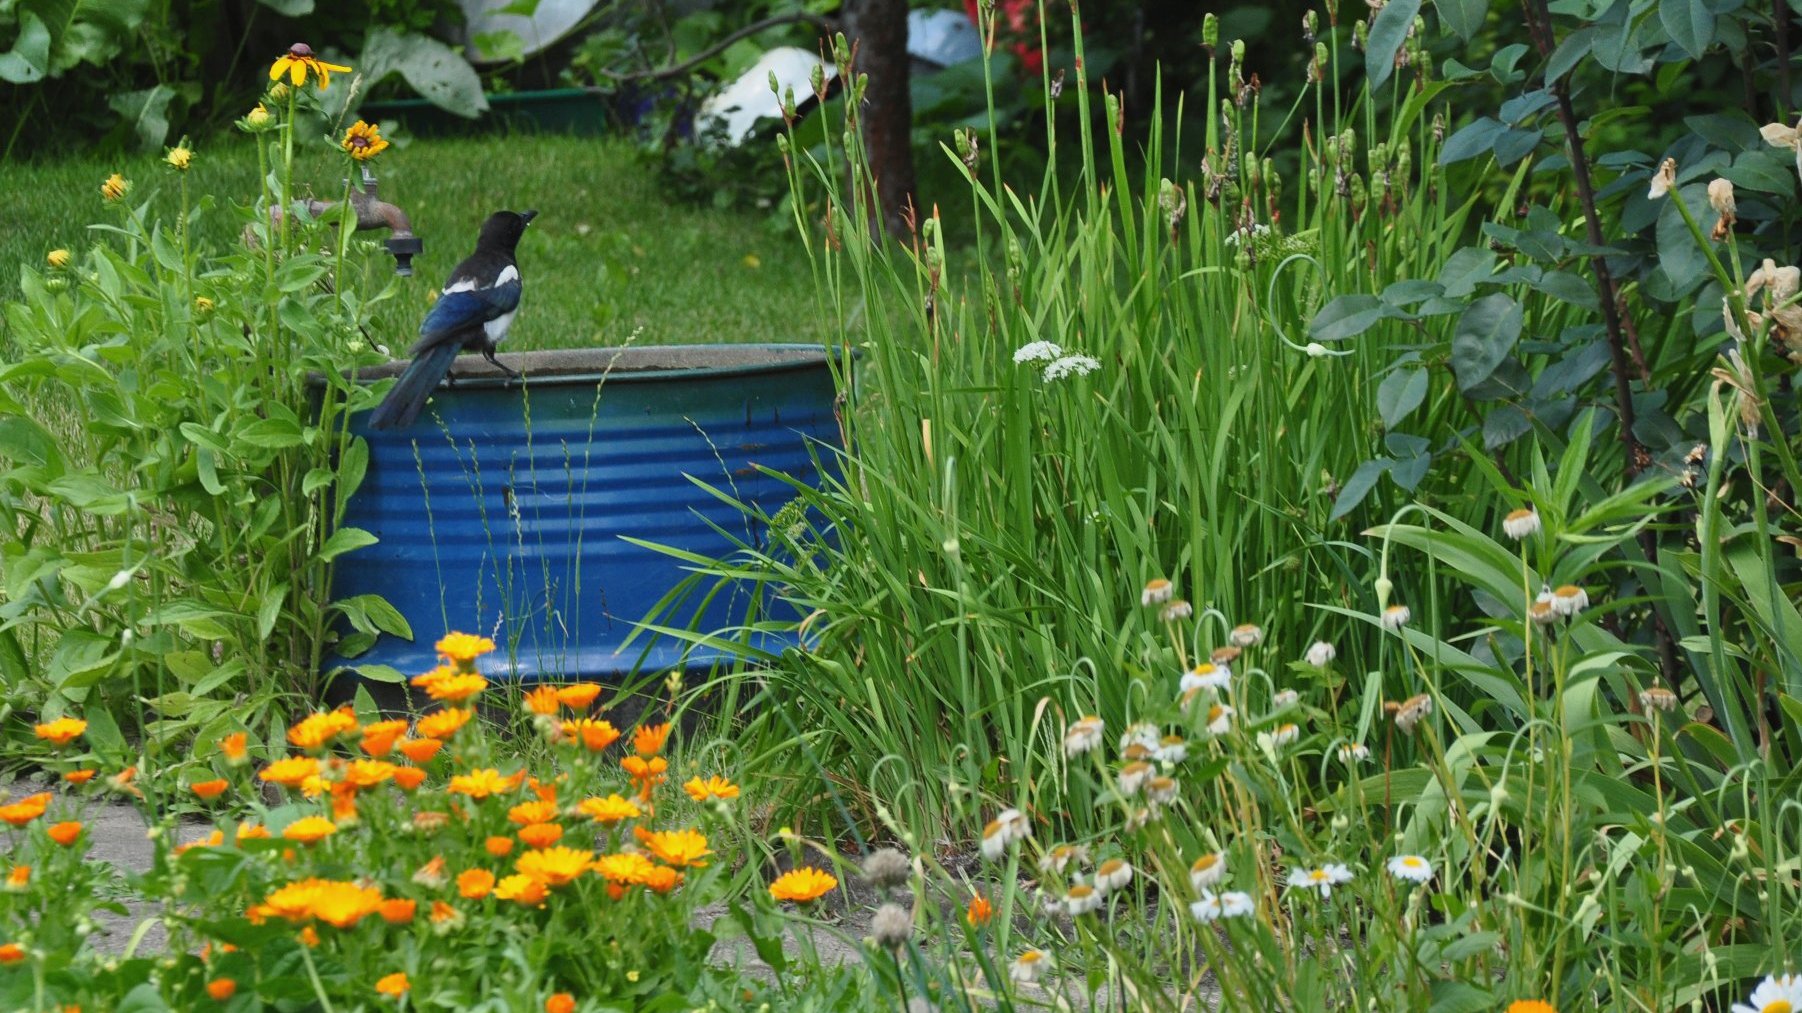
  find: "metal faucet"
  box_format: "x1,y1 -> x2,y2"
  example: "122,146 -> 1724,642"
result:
296,166 -> 424,275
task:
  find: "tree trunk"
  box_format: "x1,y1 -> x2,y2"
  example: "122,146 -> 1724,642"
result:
842,0 -> 917,240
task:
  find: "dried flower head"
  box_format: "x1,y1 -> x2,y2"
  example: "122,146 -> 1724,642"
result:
870,903 -> 913,949
862,848 -> 912,890
1647,157 -> 1677,199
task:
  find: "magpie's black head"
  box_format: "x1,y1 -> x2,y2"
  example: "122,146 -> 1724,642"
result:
475,209 -> 538,252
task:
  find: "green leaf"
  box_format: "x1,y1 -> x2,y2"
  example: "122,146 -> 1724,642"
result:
354,664 -> 408,684
0,12 -> 51,83
1427,981 -> 1494,1013
1378,368 -> 1429,428
50,630 -> 116,690
1451,293 -> 1522,391
254,0 -> 315,14
236,416 -> 306,449
1309,294 -> 1402,342
1432,0 -> 1486,40
1660,0 -> 1715,59
1546,26 -> 1594,82
317,526 -> 378,562
1331,459 -> 1391,521
107,84 -> 176,150
1655,182 -> 1712,292
1366,0 -> 1421,89
359,27 -> 490,119
336,436 -> 369,522
258,583 -> 287,641
302,467 -> 336,496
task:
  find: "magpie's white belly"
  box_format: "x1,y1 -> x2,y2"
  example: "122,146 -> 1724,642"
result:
484,310 -> 515,345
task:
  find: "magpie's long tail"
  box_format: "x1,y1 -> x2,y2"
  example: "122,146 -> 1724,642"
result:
368,343 -> 462,430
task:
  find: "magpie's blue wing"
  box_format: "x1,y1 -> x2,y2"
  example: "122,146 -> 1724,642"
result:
414,274 -> 521,350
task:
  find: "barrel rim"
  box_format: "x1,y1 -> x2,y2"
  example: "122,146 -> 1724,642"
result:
312,343 -> 845,389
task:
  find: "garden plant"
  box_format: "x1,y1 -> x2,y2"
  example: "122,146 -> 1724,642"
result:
2,0 -> 1802,1010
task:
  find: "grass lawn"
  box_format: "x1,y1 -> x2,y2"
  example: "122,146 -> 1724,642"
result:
0,135 -> 822,352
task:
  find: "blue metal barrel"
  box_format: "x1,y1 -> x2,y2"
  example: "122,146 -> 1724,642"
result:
330,345 -> 840,683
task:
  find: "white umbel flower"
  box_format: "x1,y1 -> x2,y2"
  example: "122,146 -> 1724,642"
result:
1732,973 -> 1802,1013
1008,949 -> 1050,984
1180,663 -> 1231,694
1286,863 -> 1354,898
1386,854 -> 1434,884
1304,641 -> 1335,667
1190,890 -> 1255,922
1502,507 -> 1541,540
1042,354 -> 1101,382
1189,852 -> 1226,892
1093,859 -> 1133,893
1380,604 -> 1411,631
1012,340 -> 1063,364
1063,715 -> 1104,757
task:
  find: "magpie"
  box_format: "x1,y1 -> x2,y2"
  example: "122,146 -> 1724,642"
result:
368,209 -> 537,430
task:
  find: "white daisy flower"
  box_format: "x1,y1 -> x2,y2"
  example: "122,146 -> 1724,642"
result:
1063,715 -> 1104,757
1145,776 -> 1178,806
1008,949 -> 1050,984
1042,354 -> 1101,382
1732,973 -> 1802,1013
1159,599 -> 1193,623
1012,340 -> 1063,364
1191,890 -> 1256,922
1229,623 -> 1263,647
1304,641 -> 1336,667
1380,604 -> 1411,631
1550,584 -> 1589,617
1203,702 -> 1235,736
1037,844 -> 1088,875
1123,806 -> 1159,831
1118,722 -> 1161,754
1272,689 -> 1299,709
980,808 -> 1030,860
1189,852 -> 1226,892
1286,863 -> 1354,898
1502,507 -> 1541,540
1154,734 -> 1188,764
1140,578 -> 1173,605
1093,858 -> 1133,893
1270,723 -> 1300,747
1116,761 -> 1153,796
1180,662 -> 1231,694
1337,743 -> 1370,764
1064,883 -> 1103,915
1386,854 -> 1434,884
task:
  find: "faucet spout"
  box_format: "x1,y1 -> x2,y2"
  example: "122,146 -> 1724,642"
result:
292,167 -> 423,275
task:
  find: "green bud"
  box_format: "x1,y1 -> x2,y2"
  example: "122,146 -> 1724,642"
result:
1202,13 -> 1219,49
810,63 -> 826,96
1231,39 -> 1245,64
1353,20 -> 1368,50
1302,10 -> 1318,43
768,70 -> 781,96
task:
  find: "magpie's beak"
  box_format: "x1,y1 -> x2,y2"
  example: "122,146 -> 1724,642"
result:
519,209 -> 538,225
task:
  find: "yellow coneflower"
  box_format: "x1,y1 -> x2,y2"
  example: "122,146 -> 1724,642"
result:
45,249 -> 69,269
101,173 -> 130,202
269,43 -> 352,89
165,143 -> 193,171
340,120 -> 389,161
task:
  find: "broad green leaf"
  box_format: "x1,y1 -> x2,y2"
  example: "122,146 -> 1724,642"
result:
1660,0 -> 1715,59
359,27 -> 490,119
0,12 -> 51,83
317,526 -> 378,562
1330,458 -> 1391,521
1366,0 -> 1422,89
107,84 -> 176,150
1309,294 -> 1401,342
1655,182 -> 1712,292
1378,368 -> 1429,428
50,629 -> 116,689
1432,0 -> 1486,40
1451,293 -> 1522,391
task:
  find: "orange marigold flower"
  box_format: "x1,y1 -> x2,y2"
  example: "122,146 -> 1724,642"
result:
577,794 -> 641,824
494,873 -> 547,905
514,846 -> 591,887
287,707 -> 359,750
641,865 -> 682,894
34,717 -> 87,747
448,768 -> 513,799
331,786 -> 359,825
220,732 -> 249,765
282,816 -> 337,844
0,942 -> 26,963
556,683 -> 602,710
412,810 -> 450,833
259,756 -> 321,788
434,632 -> 495,664
397,737 -> 443,763
560,718 -> 621,752
769,866 -> 837,903
683,775 -> 740,803
523,685 -> 561,716
257,878 -> 328,923
632,722 -> 671,757
308,881 -> 383,929
392,766 -> 427,791
176,830 -> 225,855
429,900 -> 460,924
508,800 -> 558,825
47,822 -> 82,847
206,977 -> 237,1000
0,793 -> 51,827
360,720 -> 408,757
457,869 -> 495,899
485,836 -> 515,857
529,776 -> 560,803
1505,1004 -> 1557,1013
63,770 -> 97,785
108,765 -> 142,798
342,759 -> 398,789
299,926 -> 320,947
592,852 -> 655,886
966,893 -> 993,928
639,828 -> 711,868
621,755 -> 667,800
546,994 -> 577,1013
426,673 -> 488,702
375,971 -> 410,997
237,822 -> 271,840
379,898 -> 416,924
412,856 -> 448,888
416,708 -> 473,741
5,866 -> 29,892
191,778 -> 229,800
517,823 -> 563,849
